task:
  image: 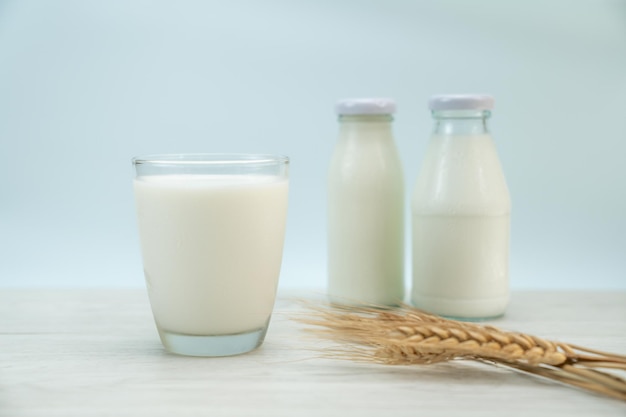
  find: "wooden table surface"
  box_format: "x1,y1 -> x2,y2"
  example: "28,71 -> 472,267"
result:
1,290 -> 625,416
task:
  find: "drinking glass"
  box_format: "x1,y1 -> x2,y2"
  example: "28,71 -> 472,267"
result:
132,154 -> 289,356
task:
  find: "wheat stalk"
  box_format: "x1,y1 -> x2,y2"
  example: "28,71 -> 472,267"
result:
300,304 -> 626,401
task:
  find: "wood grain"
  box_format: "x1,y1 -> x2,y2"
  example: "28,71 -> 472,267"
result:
0,290 -> 625,416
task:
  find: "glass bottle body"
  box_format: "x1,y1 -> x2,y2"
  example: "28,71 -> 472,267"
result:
328,115 -> 405,306
411,110 -> 511,319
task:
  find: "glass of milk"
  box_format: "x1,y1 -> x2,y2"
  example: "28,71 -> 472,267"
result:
132,154 -> 289,356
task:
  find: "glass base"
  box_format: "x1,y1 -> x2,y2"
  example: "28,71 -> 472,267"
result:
440,313 -> 505,322
158,325 -> 269,357
411,293 -> 508,321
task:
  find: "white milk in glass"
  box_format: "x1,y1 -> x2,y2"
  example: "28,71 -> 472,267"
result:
412,135 -> 510,318
134,174 -> 289,335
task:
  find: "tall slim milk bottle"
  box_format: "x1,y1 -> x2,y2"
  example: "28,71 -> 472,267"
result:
328,98 -> 405,306
411,95 -> 511,319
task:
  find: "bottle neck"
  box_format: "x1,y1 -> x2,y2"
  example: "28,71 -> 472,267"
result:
338,114 -> 394,138
432,110 -> 491,136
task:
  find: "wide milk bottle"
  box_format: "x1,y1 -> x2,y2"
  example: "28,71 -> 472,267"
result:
328,98 -> 404,306
411,95 -> 511,319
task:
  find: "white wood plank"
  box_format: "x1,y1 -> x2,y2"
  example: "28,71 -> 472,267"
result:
0,290 -> 625,416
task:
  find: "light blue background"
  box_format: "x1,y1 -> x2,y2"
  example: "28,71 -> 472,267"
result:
1,0 -> 625,289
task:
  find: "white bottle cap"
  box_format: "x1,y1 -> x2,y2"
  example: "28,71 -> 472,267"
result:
429,94 -> 494,111
336,98 -> 396,115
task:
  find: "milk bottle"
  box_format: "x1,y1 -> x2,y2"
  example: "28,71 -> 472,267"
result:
328,98 -> 405,306
411,95 -> 511,319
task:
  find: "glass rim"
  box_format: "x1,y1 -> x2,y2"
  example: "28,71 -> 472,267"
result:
132,153 -> 289,166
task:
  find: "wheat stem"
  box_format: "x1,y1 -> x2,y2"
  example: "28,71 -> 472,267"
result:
299,304 -> 626,402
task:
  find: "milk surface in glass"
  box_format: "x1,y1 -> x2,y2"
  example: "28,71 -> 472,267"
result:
134,174 -> 289,336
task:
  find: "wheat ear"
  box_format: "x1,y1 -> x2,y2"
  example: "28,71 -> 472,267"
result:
300,304 -> 626,401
